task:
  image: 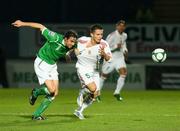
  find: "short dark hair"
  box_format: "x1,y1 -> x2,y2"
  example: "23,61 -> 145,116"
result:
116,20 -> 126,26
90,24 -> 103,33
64,30 -> 78,39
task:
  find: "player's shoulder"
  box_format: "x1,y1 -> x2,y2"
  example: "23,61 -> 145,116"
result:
78,36 -> 90,43
107,31 -> 116,37
100,39 -> 109,47
119,32 -> 127,39
122,32 -> 127,37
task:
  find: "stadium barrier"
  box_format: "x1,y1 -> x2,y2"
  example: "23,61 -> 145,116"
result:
6,60 -> 145,89
146,64 -> 180,89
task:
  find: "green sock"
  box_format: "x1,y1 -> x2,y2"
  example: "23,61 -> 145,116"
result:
34,85 -> 50,97
33,96 -> 53,117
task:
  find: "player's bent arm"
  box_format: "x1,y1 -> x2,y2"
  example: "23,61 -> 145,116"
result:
106,34 -> 117,50
103,42 -> 112,62
12,20 -> 45,31
122,34 -> 128,55
99,47 -> 112,62
103,53 -> 112,62
65,49 -> 75,62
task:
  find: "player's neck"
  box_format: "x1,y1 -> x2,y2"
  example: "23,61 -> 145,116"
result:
90,38 -> 99,45
86,38 -> 99,48
118,31 -> 123,34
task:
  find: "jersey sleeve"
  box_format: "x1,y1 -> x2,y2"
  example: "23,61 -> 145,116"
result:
42,28 -> 62,42
100,41 -> 112,62
104,42 -> 112,57
106,33 -> 118,51
122,34 -> 128,53
77,36 -> 88,43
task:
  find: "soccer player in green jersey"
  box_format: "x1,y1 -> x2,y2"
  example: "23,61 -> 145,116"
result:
12,20 -> 78,120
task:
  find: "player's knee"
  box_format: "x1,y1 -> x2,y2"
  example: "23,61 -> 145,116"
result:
101,73 -> 108,79
48,86 -> 57,94
47,87 -> 54,93
121,72 -> 127,77
89,87 -> 96,93
119,68 -> 127,76
45,94 -> 55,101
87,86 -> 96,97
54,90 -> 59,96
50,92 -> 55,97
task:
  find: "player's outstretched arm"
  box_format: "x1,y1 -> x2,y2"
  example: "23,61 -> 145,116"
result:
12,20 -> 45,31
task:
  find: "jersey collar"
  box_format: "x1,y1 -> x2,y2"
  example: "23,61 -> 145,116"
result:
116,30 -> 123,35
62,39 -> 66,46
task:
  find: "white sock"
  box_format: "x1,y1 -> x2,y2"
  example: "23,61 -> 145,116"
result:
80,87 -> 90,95
78,94 -> 93,113
114,76 -> 125,95
99,76 -> 106,95
77,87 -> 90,106
78,103 -> 88,113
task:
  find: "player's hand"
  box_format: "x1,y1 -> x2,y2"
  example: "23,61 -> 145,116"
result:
124,50 -> 128,61
74,48 -> 80,56
12,20 -> 24,27
99,46 -> 106,57
117,43 -> 122,48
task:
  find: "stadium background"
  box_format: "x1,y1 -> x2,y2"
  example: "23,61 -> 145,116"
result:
0,0 -> 179,89
0,0 -> 180,130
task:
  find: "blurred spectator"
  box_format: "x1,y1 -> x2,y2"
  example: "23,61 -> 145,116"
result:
0,48 -> 9,88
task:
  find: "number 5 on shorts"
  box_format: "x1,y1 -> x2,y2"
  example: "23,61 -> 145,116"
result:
85,73 -> 91,78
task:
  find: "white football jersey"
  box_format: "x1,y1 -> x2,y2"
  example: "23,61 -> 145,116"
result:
76,36 -> 112,70
106,30 -> 128,58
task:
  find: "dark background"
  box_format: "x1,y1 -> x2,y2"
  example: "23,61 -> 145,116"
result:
1,0 -> 153,23
0,0 -> 180,58
0,0 -> 179,88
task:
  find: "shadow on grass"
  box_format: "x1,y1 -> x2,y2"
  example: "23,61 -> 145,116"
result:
0,113 -> 83,128
18,113 -> 81,119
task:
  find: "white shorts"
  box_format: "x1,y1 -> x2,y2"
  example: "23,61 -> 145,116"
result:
34,57 -> 58,85
77,67 -> 100,91
102,57 -> 126,74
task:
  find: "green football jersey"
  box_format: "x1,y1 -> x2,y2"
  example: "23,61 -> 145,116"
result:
37,28 -> 76,64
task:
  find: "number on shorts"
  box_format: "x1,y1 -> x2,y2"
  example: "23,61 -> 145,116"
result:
85,73 -> 91,78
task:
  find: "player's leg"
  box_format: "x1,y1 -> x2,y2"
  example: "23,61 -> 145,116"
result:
32,60 -> 59,120
74,69 -> 97,119
98,61 -> 114,100
32,80 -> 58,120
29,75 -> 57,106
29,84 -> 50,105
76,71 -> 90,107
53,80 -> 59,96
77,72 -> 100,114
76,70 -> 97,106
77,82 -> 97,109
77,85 -> 90,107
114,58 -> 127,101
30,58 -> 52,105
74,82 -> 96,120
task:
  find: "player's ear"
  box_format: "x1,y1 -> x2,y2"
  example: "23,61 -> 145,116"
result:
90,33 -> 93,37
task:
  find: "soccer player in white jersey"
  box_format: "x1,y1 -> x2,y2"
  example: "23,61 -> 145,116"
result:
73,24 -> 112,119
99,20 -> 128,101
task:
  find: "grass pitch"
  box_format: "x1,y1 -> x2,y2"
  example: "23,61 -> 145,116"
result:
0,88 -> 180,131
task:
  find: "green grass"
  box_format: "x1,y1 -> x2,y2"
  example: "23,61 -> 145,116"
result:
0,88 -> 180,131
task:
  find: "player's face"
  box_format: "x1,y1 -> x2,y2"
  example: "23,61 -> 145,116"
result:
117,23 -> 126,33
91,29 -> 103,43
64,37 -> 77,48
